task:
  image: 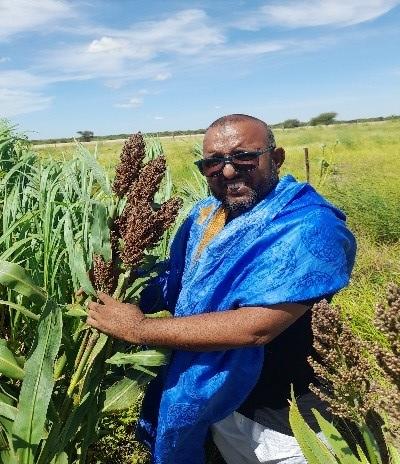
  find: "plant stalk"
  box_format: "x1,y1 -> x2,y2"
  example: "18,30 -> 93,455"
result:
67,329 -> 100,397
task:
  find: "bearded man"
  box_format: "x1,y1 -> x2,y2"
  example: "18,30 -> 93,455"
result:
87,114 -> 356,464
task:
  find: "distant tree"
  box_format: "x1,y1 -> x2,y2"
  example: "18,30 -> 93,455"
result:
77,130 -> 94,142
309,112 -> 337,126
282,119 -> 301,129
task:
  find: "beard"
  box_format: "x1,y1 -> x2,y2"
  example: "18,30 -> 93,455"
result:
216,160 -> 279,215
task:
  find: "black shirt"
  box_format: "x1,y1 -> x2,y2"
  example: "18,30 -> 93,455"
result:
237,305 -> 331,435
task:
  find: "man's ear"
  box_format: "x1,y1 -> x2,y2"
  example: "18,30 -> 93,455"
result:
272,147 -> 285,169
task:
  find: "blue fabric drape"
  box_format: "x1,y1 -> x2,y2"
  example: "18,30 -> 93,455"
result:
138,175 -> 356,464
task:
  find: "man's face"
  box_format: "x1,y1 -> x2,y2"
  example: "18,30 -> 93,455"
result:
202,120 -> 283,215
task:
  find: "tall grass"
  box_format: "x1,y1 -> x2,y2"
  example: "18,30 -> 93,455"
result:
0,122 -> 174,463
14,119 -> 400,462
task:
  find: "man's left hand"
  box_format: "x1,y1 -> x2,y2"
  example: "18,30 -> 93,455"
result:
87,292 -> 145,344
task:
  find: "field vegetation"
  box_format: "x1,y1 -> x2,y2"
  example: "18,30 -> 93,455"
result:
0,124 -> 179,463
36,119 -> 400,343
1,118 -> 399,462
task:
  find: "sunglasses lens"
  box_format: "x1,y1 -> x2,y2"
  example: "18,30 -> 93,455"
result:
197,151 -> 262,177
233,151 -> 260,164
230,152 -> 259,172
201,159 -> 224,177
231,162 -> 257,172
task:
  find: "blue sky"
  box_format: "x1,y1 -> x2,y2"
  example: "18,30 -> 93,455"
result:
1,0 -> 399,139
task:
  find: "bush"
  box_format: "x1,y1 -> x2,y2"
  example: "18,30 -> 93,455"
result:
310,112 -> 338,126
77,130 -> 94,142
283,119 -> 301,129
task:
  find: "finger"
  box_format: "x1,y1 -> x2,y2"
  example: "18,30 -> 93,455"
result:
88,301 -> 102,312
86,316 -> 99,328
87,309 -> 99,320
97,291 -> 117,305
76,287 -> 85,297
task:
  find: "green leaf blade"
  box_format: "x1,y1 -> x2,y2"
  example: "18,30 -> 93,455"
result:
90,202 -> 112,262
102,374 -> 150,414
0,261 -> 46,303
289,391 -> 338,464
0,340 -> 24,380
12,300 -> 63,464
106,348 -> 170,367
312,409 -> 361,464
72,244 -> 96,297
359,423 -> 382,464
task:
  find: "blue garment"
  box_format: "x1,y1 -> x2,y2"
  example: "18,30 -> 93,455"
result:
138,175 -> 356,464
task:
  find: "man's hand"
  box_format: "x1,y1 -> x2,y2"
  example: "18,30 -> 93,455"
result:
88,295 -> 309,350
87,292 -> 145,344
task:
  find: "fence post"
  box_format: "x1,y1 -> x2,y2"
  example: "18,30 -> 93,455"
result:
304,147 -> 310,183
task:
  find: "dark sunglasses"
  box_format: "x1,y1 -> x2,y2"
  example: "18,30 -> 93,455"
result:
194,149 -> 272,178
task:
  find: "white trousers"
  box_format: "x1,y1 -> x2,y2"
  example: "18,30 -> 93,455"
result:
211,412 -> 325,464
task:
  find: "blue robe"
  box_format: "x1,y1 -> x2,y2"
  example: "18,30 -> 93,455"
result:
138,175 -> 356,464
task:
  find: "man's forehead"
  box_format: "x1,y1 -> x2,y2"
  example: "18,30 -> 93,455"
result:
203,120 -> 268,150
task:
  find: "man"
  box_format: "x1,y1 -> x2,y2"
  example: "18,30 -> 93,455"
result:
87,114 -> 356,464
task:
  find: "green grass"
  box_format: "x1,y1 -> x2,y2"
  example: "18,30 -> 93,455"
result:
35,120 -> 400,191
34,120 -> 400,462
35,135 -> 204,185
35,121 -> 400,344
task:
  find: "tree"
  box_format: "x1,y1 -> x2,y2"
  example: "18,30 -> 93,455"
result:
77,130 -> 94,142
282,119 -> 301,129
309,112 -> 337,126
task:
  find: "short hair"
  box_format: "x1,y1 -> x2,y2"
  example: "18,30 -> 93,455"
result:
206,114 -> 276,150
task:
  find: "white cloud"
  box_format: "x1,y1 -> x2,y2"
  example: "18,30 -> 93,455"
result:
0,70 -> 49,89
154,72 -> 172,81
0,0 -> 73,40
195,37 -> 331,66
114,88 -> 157,108
0,89 -> 52,117
210,41 -> 285,58
97,63 -> 173,89
88,37 -> 129,54
154,116 -> 164,120
115,97 -> 143,109
0,69 -> 80,116
0,70 -> 52,116
236,0 -> 400,29
39,9 -> 223,82
0,57 -> 10,64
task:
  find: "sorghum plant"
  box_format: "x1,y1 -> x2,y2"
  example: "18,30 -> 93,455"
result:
0,124 -> 181,464
289,288 -> 400,464
374,283 -> 400,440
308,300 -> 377,422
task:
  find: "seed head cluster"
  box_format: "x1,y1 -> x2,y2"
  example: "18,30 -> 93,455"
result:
112,132 -> 182,270
126,156 -> 167,205
112,133 -> 146,198
309,288 -> 400,443
308,300 -> 377,422
117,196 -> 182,268
92,254 -> 116,294
373,284 -> 400,437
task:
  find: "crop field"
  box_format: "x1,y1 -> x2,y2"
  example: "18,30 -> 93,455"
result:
1,119 -> 399,463
36,120 -> 400,342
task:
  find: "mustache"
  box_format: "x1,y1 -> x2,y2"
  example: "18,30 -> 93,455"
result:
221,176 -> 250,186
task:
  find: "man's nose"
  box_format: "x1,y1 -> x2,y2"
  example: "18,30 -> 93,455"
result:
221,162 -> 237,179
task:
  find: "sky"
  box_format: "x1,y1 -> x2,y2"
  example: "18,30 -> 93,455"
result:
1,0 -> 399,139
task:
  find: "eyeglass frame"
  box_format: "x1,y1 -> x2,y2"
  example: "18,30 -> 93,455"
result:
194,147 -> 275,178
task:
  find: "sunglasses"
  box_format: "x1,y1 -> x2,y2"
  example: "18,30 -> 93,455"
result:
194,149 -> 272,178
